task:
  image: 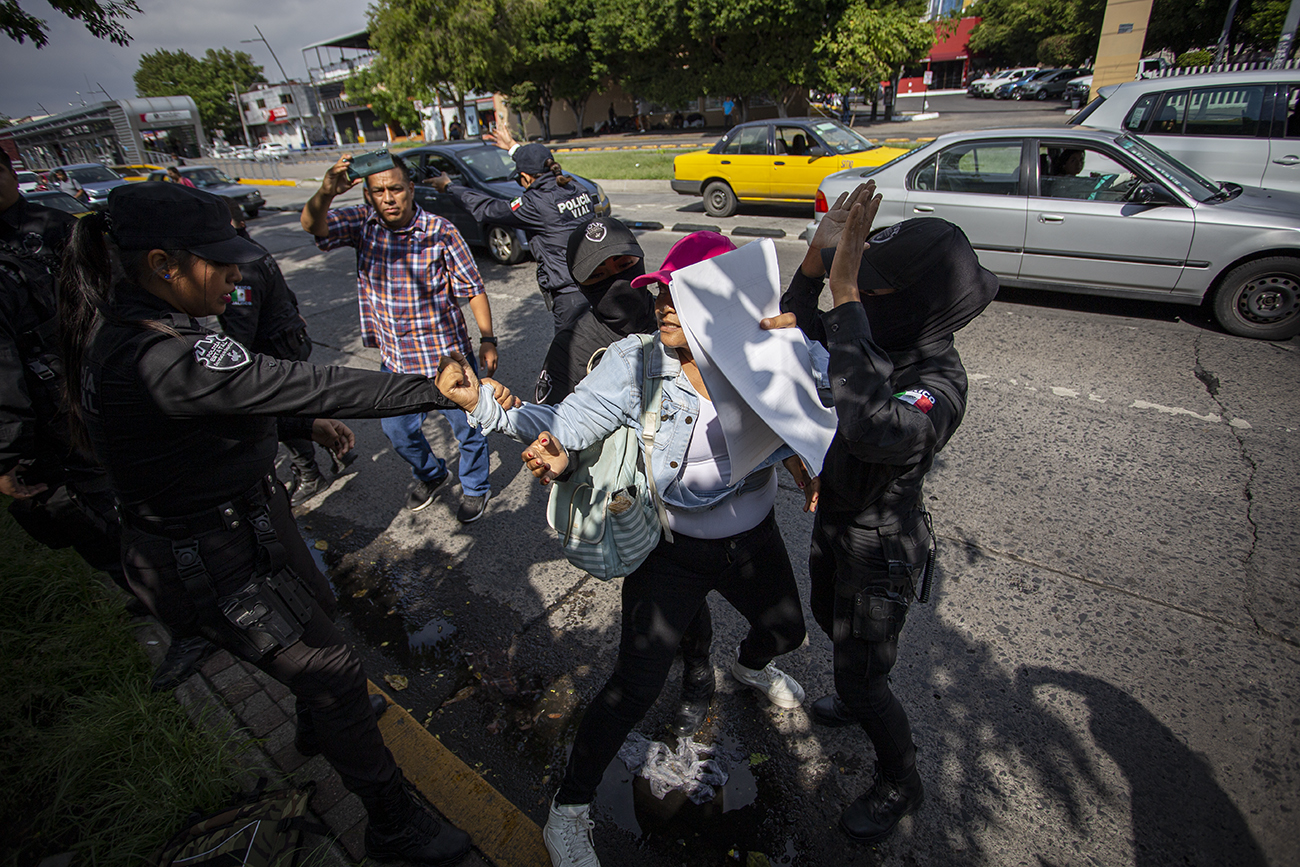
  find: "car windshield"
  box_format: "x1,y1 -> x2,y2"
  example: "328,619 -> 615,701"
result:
27,192 -> 85,214
458,147 -> 515,182
187,168 -> 235,186
17,172 -> 37,182
1117,134 -> 1221,202
67,166 -> 122,183
809,120 -> 878,155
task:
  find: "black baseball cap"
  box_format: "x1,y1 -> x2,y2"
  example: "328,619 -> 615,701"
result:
510,142 -> 553,180
107,182 -> 265,264
567,217 -> 643,283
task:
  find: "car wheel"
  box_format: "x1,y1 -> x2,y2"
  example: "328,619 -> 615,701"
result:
1036,90 -> 1049,101
244,207 -> 259,219
486,225 -> 524,265
1211,257 -> 1300,340
703,181 -> 738,218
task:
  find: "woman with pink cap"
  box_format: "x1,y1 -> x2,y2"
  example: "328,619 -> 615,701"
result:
437,231 -> 814,867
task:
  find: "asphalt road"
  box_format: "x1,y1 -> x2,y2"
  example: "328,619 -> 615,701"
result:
237,185 -> 1300,867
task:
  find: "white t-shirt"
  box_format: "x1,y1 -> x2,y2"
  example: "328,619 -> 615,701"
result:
665,394 -> 777,540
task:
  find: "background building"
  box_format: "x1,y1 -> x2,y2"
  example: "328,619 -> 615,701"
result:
1,96 -> 206,169
301,30 -> 390,146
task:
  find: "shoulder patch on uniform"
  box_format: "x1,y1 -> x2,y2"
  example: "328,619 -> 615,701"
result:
894,388 -> 935,412
193,334 -> 253,371
229,285 -> 253,306
510,197 -> 523,211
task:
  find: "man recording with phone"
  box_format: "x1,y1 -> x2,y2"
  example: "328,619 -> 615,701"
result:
302,151 -> 498,523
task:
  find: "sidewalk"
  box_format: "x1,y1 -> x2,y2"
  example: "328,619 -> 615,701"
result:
139,621 -> 544,866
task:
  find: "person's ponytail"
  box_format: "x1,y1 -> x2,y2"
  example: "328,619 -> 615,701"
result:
58,211 -> 114,450
544,158 -> 572,187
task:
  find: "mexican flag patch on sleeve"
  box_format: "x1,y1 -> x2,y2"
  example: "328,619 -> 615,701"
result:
894,388 -> 935,413
510,197 -> 523,211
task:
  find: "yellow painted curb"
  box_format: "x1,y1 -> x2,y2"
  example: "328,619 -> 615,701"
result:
370,683 -> 548,867
240,178 -> 297,187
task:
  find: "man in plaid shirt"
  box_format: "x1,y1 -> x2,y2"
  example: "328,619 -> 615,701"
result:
303,153 -> 498,523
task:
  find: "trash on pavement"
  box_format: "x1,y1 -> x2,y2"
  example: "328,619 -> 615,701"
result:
617,731 -> 728,804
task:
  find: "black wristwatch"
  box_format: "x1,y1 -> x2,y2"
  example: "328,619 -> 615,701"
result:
479,336 -> 498,346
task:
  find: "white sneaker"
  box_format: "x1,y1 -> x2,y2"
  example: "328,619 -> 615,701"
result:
543,799 -> 600,867
730,649 -> 806,709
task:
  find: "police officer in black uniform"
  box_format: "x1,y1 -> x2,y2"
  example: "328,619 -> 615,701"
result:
780,184 -> 996,844
59,182 -> 518,866
429,129 -> 596,334
1,151 -> 220,692
217,201 -> 349,506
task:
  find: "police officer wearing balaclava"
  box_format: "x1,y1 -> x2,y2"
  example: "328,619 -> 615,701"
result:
58,181 -> 523,865
779,183 -> 997,844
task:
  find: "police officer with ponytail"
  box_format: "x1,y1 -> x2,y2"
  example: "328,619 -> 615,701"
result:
59,181 -> 519,866
429,127 -> 596,333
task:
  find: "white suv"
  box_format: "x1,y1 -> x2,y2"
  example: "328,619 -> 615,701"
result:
971,67 -> 1039,98
1071,68 -> 1300,194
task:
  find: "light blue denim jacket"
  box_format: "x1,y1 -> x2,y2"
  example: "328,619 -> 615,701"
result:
469,333 -> 816,513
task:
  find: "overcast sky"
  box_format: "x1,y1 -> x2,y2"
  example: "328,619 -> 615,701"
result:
2,0 -> 368,120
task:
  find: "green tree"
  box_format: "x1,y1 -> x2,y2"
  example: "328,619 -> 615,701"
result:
1144,0 -> 1290,55
968,0 -> 1105,67
2,0 -> 141,48
134,48 -> 265,146
817,0 -> 935,100
343,63 -> 423,135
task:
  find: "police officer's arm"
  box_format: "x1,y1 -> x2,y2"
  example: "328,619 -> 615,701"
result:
138,333 -> 457,419
302,155 -> 359,237
441,183 -> 527,229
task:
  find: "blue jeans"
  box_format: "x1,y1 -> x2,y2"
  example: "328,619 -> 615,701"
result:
379,361 -> 490,497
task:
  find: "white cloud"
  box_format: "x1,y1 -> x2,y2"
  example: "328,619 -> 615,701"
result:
2,0 -> 367,119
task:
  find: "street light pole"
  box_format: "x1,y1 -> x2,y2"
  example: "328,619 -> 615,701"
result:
242,26 -> 290,83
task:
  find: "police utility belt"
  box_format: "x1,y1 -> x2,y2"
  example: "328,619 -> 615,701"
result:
123,475 -> 315,661
848,511 -> 937,645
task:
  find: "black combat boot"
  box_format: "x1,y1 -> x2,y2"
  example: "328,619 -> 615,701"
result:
670,655 -> 716,737
840,764 -> 924,843
295,693 -> 390,757
289,466 -> 327,507
364,778 -> 472,866
150,635 -> 217,691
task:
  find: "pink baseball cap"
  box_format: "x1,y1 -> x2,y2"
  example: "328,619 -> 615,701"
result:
630,231 -> 737,290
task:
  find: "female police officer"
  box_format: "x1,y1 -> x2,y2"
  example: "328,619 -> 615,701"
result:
58,181 -> 516,866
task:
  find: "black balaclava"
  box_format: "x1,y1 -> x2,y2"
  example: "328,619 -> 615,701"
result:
820,218 -> 998,355
581,260 -> 655,337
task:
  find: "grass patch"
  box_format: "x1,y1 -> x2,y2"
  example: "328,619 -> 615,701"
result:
0,505 -> 253,867
553,149 -> 685,180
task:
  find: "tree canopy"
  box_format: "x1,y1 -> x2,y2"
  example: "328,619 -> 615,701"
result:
2,0 -> 141,48
134,48 -> 265,145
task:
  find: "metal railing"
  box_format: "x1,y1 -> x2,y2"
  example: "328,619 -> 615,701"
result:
1146,58 -> 1300,79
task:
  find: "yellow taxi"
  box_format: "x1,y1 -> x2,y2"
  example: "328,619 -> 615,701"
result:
672,118 -> 910,216
109,164 -> 164,181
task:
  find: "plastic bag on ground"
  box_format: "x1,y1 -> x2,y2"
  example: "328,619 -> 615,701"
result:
617,731 -> 729,804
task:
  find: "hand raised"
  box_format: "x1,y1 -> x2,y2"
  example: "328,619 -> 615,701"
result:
322,154 -> 359,197
805,181 -> 881,276
828,194 -> 877,307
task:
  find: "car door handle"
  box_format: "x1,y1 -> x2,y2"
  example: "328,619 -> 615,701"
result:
774,161 -> 785,165
1273,155 -> 1300,166
1038,214 -> 1065,223
913,205 -> 934,213
720,160 -> 731,165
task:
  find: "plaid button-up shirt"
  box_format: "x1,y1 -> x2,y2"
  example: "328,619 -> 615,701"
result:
316,204 -> 484,377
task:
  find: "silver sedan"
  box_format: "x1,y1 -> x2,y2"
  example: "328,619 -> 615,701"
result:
808,127 -> 1300,340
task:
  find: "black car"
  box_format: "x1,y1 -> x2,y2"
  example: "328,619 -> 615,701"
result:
146,166 -> 265,219
402,142 -> 611,265
23,189 -> 92,216
1017,68 -> 1090,101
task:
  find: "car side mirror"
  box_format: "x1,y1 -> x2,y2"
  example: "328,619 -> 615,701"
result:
1129,181 -> 1176,205
808,145 -> 827,157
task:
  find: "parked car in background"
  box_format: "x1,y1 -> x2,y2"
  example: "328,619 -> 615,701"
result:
809,126 -> 1300,340
672,117 -> 909,216
1065,75 -> 1094,105
1071,68 -> 1300,195
146,165 -> 265,218
967,71 -> 997,96
971,67 -> 1039,98
110,163 -> 164,181
23,189 -> 93,217
51,163 -> 130,210
15,170 -> 42,193
998,68 -> 1063,99
1137,56 -> 1172,78
402,141 -> 611,265
252,143 -> 292,161
1017,68 -> 1090,101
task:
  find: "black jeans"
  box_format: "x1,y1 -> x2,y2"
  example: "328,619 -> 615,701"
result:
809,508 -> 930,778
121,481 -> 400,808
556,509 -> 806,805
